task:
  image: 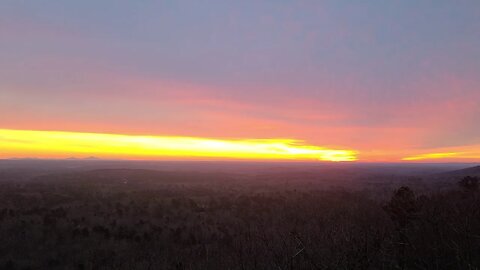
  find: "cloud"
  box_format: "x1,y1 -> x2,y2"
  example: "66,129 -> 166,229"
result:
0,129 -> 357,161
1,1 -> 480,162
402,144 -> 480,162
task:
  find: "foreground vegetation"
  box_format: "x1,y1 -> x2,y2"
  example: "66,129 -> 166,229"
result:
0,170 -> 478,270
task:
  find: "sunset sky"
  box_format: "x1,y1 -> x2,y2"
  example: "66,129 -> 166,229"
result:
1,1 -> 480,162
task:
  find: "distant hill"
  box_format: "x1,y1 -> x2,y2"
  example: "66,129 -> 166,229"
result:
434,165 -> 480,179
32,168 -> 236,185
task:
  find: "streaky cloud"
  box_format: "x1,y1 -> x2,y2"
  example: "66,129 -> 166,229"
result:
0,129 -> 357,162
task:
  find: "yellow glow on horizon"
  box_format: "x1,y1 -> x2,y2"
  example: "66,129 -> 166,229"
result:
0,129 -> 357,162
402,152 -> 461,161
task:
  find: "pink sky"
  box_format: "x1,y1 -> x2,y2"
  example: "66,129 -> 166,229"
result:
1,1 -> 480,162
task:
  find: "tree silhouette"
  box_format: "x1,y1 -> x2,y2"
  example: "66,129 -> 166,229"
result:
383,186 -> 422,270
383,186 -> 421,229
458,176 -> 479,192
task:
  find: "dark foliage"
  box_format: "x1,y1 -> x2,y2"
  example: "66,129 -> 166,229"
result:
458,176 -> 479,192
0,174 -> 478,269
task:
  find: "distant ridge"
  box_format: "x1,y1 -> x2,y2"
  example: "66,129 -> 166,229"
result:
435,165 -> 480,178
33,168 -> 235,185
66,156 -> 100,160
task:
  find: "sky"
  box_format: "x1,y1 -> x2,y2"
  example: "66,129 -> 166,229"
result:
1,0 -> 480,162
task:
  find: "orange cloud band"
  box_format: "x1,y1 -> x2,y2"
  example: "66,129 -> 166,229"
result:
402,151 -> 480,161
0,129 -> 357,161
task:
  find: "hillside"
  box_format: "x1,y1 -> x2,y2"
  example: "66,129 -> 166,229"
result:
435,165 -> 480,179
